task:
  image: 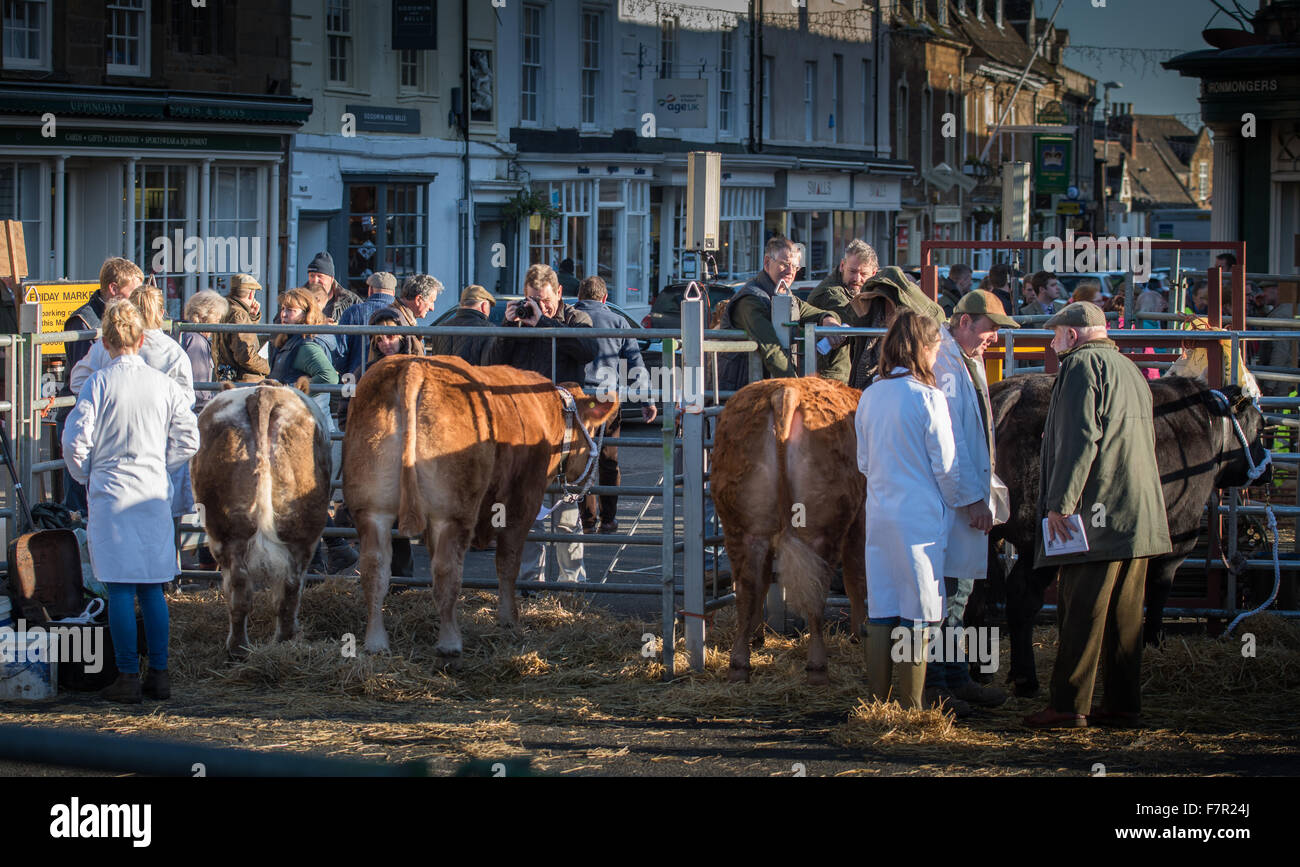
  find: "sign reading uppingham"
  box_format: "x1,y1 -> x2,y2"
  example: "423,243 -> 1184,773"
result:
1034,134 -> 1073,195
27,283 -> 98,355
653,80 -> 708,129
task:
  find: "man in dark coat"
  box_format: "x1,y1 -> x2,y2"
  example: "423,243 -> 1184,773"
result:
338,271 -> 398,375
213,273 -> 269,383
1023,301 -> 1172,730
938,263 -> 973,316
805,239 -> 879,383
557,258 -> 581,297
305,251 -> 362,324
487,264 -> 598,383
572,276 -> 657,533
429,284 -> 497,365
717,236 -> 840,392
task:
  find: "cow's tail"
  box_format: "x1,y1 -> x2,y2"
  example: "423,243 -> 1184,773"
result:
395,363 -> 425,538
769,385 -> 831,621
244,387 -> 294,583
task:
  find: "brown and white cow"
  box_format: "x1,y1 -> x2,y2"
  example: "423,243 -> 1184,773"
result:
191,382 -> 331,658
711,377 -> 867,684
341,354 -> 618,660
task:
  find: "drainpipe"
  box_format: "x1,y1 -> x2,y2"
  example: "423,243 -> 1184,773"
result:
461,0 -> 472,291
748,0 -> 756,153
873,3 -> 881,157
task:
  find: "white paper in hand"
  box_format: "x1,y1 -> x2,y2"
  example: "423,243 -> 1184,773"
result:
1043,514 -> 1089,556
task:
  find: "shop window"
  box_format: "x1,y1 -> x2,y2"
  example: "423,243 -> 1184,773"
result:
341,181 -> 426,292
528,180 -> 592,278
3,0 -> 50,70
209,166 -> 264,292
0,161 -> 44,279
106,0 -> 148,77
134,164 -> 191,311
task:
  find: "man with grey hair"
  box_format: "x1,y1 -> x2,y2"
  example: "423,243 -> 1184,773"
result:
806,239 -> 879,383
387,274 -> 443,355
1023,301 -> 1171,729
717,235 -> 840,392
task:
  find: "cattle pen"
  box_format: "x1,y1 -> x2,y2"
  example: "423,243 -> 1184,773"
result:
1,260 -> 1299,778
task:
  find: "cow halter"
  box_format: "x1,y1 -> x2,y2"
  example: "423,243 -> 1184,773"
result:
552,386 -> 604,506
1209,389 -> 1271,484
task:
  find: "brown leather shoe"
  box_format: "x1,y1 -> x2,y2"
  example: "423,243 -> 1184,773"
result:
953,680 -> 1008,708
101,673 -> 142,704
1087,707 -> 1141,728
143,668 -> 171,700
1022,707 -> 1087,729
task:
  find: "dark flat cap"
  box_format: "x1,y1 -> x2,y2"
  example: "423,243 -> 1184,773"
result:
1045,301 -> 1107,329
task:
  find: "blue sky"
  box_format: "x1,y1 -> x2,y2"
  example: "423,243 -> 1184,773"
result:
1045,0 -> 1246,126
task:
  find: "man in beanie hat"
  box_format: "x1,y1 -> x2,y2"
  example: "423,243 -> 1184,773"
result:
926,289 -> 1018,714
304,251 -> 361,323
429,284 -> 498,365
213,273 -> 270,383
338,270 -> 399,375
1023,302 -> 1171,729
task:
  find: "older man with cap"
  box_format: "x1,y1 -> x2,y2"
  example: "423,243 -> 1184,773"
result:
213,273 -> 269,383
926,290 -> 1016,713
429,284 -> 498,365
1023,301 -> 1171,729
338,271 -> 399,376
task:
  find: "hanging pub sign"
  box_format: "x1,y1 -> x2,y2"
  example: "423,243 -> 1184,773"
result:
1036,100 -> 1069,125
392,1 -> 436,50
1034,134 -> 1073,195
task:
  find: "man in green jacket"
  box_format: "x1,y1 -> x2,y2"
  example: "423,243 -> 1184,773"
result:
1024,301 -> 1172,730
717,236 -> 840,392
805,239 -> 878,383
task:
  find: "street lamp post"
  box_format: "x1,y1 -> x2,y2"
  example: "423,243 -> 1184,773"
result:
1100,81 -> 1123,235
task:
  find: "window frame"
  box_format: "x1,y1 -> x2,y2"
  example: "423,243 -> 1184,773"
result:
106,0 -> 150,78
804,61 -> 817,142
832,54 -> 842,145
761,55 -> 772,141
718,28 -> 734,136
659,16 -> 677,79
861,58 -> 872,146
896,81 -> 909,161
325,0 -> 352,88
521,3 -> 544,125
580,8 -> 603,129
3,0 -> 51,71
338,178 -> 429,294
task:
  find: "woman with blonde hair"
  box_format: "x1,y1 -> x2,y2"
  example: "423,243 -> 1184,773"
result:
62,300 -> 199,702
856,310 -> 963,709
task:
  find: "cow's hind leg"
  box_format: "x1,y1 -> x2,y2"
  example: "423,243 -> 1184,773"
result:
224,562 -> 254,660
274,553 -> 308,642
728,533 -> 772,683
493,517 -> 531,628
429,519 -> 472,664
1143,556 -> 1179,647
357,512 -> 396,653
839,510 -> 867,642
1006,559 -> 1056,698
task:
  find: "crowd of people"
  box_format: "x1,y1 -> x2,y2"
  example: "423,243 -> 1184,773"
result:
52,238 -> 1272,726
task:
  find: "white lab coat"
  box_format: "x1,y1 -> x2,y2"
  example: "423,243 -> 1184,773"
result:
70,330 -> 196,515
856,369 -> 963,623
933,327 -> 999,580
62,355 -> 200,583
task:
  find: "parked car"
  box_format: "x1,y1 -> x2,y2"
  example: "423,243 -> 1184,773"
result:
431,296 -> 660,422
646,281 -> 738,330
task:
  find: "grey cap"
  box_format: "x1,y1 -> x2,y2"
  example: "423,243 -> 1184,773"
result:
1044,301 -> 1107,329
367,271 -> 397,292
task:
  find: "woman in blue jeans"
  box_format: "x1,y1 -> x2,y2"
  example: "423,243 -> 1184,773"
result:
62,300 -> 199,703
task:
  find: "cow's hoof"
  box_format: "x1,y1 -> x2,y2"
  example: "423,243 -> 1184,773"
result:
805,666 -> 829,686
225,644 -> 251,663
435,650 -> 463,672
727,664 -> 751,684
1013,678 -> 1040,699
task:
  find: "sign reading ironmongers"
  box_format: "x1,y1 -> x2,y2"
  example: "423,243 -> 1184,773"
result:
344,105 -> 421,134
653,80 -> 708,128
1034,134 -> 1073,195
392,1 -> 437,50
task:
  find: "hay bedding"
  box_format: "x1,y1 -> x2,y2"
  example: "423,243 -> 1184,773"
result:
4,581 -> 1298,775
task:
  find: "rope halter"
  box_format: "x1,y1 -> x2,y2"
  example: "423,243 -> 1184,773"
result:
1209,389 -> 1272,485
553,385 -> 605,505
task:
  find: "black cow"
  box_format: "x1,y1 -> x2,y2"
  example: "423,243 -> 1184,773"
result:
989,374 -> 1270,698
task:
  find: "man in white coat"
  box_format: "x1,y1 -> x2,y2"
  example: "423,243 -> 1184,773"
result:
929,290 -> 1016,710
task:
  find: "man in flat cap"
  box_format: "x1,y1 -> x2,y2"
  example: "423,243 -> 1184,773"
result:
1023,302 -> 1171,729
338,271 -> 400,376
927,290 -> 1017,713
429,284 -> 498,365
214,273 -> 269,383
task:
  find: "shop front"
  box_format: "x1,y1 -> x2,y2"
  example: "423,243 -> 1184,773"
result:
768,170 -> 901,278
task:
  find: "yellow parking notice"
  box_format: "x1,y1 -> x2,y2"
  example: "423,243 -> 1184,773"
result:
26,282 -> 98,354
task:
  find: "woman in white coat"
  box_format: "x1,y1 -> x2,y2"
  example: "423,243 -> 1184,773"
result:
62,300 -> 200,703
70,286 -> 197,560
856,310 -> 963,709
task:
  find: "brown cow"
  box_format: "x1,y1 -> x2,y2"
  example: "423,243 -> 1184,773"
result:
341,355 -> 618,659
191,382 -> 331,658
711,377 -> 867,684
